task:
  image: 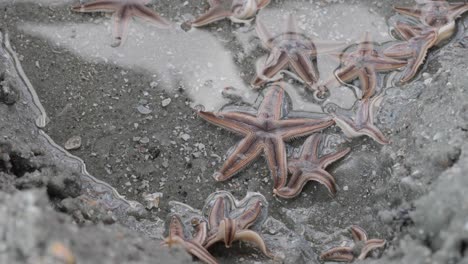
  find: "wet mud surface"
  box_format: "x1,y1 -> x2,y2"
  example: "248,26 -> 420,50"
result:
1,0 -> 468,263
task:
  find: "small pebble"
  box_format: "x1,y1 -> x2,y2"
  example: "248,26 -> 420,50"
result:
162,98 -> 171,107
180,134 -> 191,141
137,105 -> 152,115
139,137 -> 150,144
143,192 -> 163,209
343,186 -> 349,191
64,136 -> 82,150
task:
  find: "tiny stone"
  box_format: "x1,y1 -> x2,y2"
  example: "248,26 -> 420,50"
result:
64,136 -> 82,150
423,78 -> 433,86
422,72 -> 431,79
137,105 -> 152,115
150,81 -> 158,88
143,192 -> 163,209
343,186 -> 349,191
162,98 -> 171,107
180,134 -> 191,141
139,137 -> 150,144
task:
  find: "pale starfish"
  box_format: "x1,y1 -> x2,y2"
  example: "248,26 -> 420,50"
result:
204,196 -> 273,258
320,225 -> 386,262
274,134 -> 350,199
331,95 -> 389,145
197,83 -> 334,189
162,215 -> 218,264
384,22 -> 439,83
394,0 -> 468,29
316,32 -> 406,99
190,0 -> 271,27
72,0 -> 170,47
252,15 -> 345,95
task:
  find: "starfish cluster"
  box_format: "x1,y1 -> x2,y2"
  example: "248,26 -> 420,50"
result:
162,191 -> 272,264
69,0 -> 468,263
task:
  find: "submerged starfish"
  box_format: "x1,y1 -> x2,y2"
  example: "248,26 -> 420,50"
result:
320,225 -> 386,262
197,83 -> 334,189
204,196 -> 272,258
316,32 -> 406,99
394,0 -> 468,29
332,95 -> 389,145
274,134 -> 350,199
72,0 -> 170,47
384,22 -> 439,83
190,0 -> 271,27
163,215 -> 218,264
252,15 -> 345,95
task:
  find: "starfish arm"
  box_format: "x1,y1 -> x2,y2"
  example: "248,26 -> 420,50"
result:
214,135 -> 263,182
252,51 -> 289,87
205,219 -> 236,248
288,51 -> 319,87
133,5 -> 170,28
285,14 -> 300,41
320,246 -> 355,262
360,125 -> 390,145
255,19 -> 274,49
208,197 -> 225,230
298,134 -> 321,162
257,85 -> 286,120
398,33 -> 437,83
234,230 -> 273,258
236,200 -> 263,230
168,215 -> 186,238
184,240 -> 219,264
192,221 -> 209,245
334,64 -> 361,84
393,5 -> 422,19
368,55 -> 407,72
350,225 -> 368,242
393,22 -> 422,40
263,137 -> 288,188
191,4 -> 232,27
204,229 -> 224,249
71,0 -> 120,12
357,67 -> 377,99
257,0 -> 271,9
278,118 -> 334,141
197,111 -> 257,135
357,239 -> 386,260
111,6 -> 132,47
319,147 -> 351,169
447,3 -> 468,21
275,169 -> 337,198
383,42 -> 415,59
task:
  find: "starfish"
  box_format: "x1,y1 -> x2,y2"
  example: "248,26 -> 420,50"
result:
204,196 -> 273,258
384,22 -> 439,83
332,95 -> 389,145
252,15 -> 345,95
394,0 -> 468,29
316,32 -> 406,99
162,215 -> 218,264
71,0 -> 170,47
197,83 -> 334,189
190,0 -> 271,27
320,225 -> 386,262
273,134 -> 350,199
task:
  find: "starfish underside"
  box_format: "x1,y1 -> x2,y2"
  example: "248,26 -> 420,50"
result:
72,0 -> 170,46
204,196 -> 273,258
274,134 -> 350,199
198,83 -> 334,190
191,0 -> 271,27
318,32 -> 406,99
332,95 -> 389,145
320,225 -> 386,262
163,215 -> 218,264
